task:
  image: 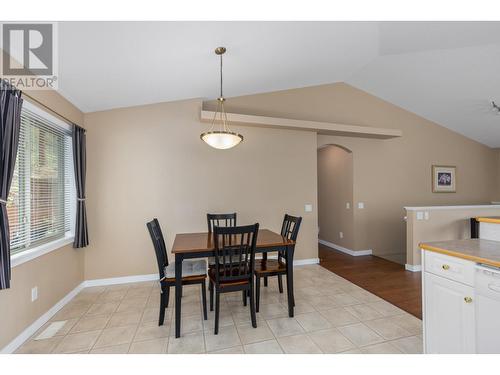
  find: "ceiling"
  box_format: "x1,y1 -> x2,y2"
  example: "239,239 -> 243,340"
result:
57,21 -> 500,147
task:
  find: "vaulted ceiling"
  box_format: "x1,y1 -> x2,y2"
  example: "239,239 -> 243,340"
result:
57,21 -> 500,147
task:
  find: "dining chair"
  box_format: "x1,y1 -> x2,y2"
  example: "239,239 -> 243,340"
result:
209,223 -> 259,334
207,213 -> 240,306
146,218 -> 208,326
254,214 -> 302,312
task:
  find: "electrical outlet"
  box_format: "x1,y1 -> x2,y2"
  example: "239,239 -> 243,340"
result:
339,231 -> 344,239
424,211 -> 430,220
304,204 -> 313,212
31,287 -> 38,302
358,202 -> 364,209
416,211 -> 424,220
346,202 -> 350,209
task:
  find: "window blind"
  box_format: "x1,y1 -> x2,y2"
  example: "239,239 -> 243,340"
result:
7,106 -> 75,254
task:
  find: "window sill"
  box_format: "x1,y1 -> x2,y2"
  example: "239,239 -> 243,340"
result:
11,234 -> 75,268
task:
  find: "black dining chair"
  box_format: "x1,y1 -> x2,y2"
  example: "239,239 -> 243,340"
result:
209,223 -> 259,334
146,218 -> 208,326
207,213 -> 240,304
254,214 -> 302,312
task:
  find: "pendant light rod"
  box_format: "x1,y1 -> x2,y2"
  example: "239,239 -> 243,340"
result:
220,51 -> 223,98
215,46 -> 226,98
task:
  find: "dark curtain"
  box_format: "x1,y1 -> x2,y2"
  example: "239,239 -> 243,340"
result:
72,124 -> 89,248
0,80 -> 23,290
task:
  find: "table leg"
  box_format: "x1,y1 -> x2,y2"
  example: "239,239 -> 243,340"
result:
175,254 -> 183,338
285,245 -> 294,317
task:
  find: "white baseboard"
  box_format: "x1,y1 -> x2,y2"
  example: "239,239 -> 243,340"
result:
319,239 -> 372,256
84,273 -> 158,288
1,281 -> 85,354
405,263 -> 422,272
294,258 -> 320,266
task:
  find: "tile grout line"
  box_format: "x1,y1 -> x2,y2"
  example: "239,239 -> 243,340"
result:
49,291 -> 102,354
127,289 -> 150,354
88,293 -> 123,353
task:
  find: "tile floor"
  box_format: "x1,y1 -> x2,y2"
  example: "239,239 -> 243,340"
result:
15,265 -> 423,354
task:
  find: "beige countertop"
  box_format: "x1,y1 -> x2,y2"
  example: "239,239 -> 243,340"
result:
476,216 -> 500,224
420,238 -> 500,268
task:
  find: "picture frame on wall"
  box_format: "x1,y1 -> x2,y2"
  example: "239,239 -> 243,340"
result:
432,165 -> 456,193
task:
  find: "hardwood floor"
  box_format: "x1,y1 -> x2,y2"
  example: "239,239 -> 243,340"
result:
319,244 -> 422,319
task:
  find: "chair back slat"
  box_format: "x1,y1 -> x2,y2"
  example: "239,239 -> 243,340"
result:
146,218 -> 168,280
207,213 -> 237,233
213,223 -> 259,284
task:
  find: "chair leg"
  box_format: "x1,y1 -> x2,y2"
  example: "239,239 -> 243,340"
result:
242,290 -> 247,306
159,291 -> 166,326
165,286 -> 170,308
278,274 -> 284,294
209,281 -> 214,311
214,290 -> 220,335
255,276 -> 261,313
201,280 -> 208,320
249,285 -> 257,328
286,274 -> 295,307
264,276 -> 268,287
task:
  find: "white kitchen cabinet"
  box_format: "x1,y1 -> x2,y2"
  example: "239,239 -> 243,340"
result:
423,251 -> 476,354
421,239 -> 500,354
424,272 -> 475,353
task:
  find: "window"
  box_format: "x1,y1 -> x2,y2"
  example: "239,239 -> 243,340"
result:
7,101 -> 75,255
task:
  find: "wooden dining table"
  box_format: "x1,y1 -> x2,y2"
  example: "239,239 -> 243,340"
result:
171,229 -> 296,338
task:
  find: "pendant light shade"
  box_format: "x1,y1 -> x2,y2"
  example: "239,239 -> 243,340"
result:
200,131 -> 243,149
201,47 -> 243,150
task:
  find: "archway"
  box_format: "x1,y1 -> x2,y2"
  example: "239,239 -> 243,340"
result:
317,144 -> 354,252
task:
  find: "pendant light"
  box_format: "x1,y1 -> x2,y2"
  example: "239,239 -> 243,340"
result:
201,47 -> 243,150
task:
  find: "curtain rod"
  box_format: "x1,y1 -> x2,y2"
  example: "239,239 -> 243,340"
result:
22,92 -> 78,127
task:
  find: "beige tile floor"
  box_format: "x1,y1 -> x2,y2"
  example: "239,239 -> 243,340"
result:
15,265 -> 423,354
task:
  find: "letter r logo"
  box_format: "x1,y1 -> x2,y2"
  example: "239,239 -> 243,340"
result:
2,23 -> 53,76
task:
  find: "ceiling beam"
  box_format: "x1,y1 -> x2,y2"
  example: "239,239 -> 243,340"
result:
200,110 -> 402,139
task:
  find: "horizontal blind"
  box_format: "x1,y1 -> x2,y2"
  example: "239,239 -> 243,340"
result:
7,107 -> 74,254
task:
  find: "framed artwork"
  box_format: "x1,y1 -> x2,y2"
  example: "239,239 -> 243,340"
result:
432,165 -> 456,193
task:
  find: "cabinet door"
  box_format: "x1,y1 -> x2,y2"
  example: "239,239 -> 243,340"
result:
476,293 -> 500,353
424,272 -> 475,353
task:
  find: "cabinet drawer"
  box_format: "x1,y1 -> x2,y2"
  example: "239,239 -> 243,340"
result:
424,250 -> 474,286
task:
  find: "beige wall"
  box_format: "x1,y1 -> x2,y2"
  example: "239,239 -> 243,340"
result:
0,88 -> 84,349
317,145 -> 354,249
83,99 -> 318,280
206,82 -> 499,263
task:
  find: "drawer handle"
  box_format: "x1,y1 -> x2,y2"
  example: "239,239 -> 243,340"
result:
464,297 -> 473,303
442,264 -> 450,270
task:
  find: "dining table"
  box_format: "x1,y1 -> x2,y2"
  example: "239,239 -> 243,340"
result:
171,229 -> 296,338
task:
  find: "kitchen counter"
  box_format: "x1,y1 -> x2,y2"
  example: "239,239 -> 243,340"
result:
476,216 -> 500,224
420,238 -> 500,268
